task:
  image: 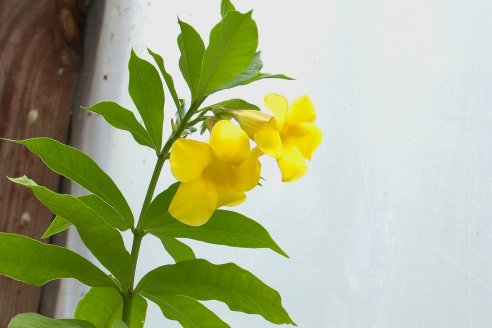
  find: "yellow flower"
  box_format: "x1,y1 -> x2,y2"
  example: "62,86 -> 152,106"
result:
234,94 -> 322,182
169,120 -> 261,226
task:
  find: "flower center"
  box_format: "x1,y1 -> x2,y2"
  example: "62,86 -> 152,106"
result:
203,158 -> 233,186
279,123 -> 294,144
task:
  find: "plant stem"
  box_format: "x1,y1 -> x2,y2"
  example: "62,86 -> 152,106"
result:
121,155 -> 163,325
122,231 -> 143,324
141,153 -> 166,215
121,98 -> 204,325
161,98 -> 205,156
186,114 -> 208,128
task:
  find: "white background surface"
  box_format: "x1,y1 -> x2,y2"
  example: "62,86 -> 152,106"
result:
57,0 -> 492,327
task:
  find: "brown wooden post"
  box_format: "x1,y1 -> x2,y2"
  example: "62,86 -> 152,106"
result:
0,0 -> 91,325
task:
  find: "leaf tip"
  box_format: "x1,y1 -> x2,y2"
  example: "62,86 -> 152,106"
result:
278,248 -> 290,259
177,17 -> 186,26
7,175 -> 20,182
285,312 -> 298,326
7,175 -> 35,186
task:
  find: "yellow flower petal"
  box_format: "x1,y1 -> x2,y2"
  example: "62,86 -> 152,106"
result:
216,184 -> 246,207
277,144 -> 308,182
286,95 -> 316,124
233,110 -> 272,139
230,150 -> 261,191
254,121 -> 283,159
209,120 -> 250,164
250,146 -> 264,158
264,93 -> 288,129
169,179 -> 217,226
282,123 -> 322,160
170,139 -> 213,183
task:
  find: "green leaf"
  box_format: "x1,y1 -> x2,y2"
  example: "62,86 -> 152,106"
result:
136,259 -> 295,325
240,72 -> 294,85
43,193 -> 130,239
75,288 -> 147,328
214,51 -> 262,91
78,194 -> 131,230
150,213 -> 288,255
202,98 -> 260,112
215,52 -> 294,91
42,216 -> 71,239
147,49 -> 181,112
111,321 -> 129,328
75,288 -> 122,328
127,297 -> 150,328
10,176 -> 132,289
61,320 -> 97,328
177,20 -> 205,100
198,11 -> 258,97
159,236 -> 195,263
141,184 -> 286,257
147,294 -> 230,328
129,50 -> 164,151
150,211 -> 288,257
8,314 -> 96,328
6,137 -> 134,227
220,0 -> 236,17
139,183 -> 179,231
0,233 -> 113,287
84,101 -> 155,149
130,296 -> 148,328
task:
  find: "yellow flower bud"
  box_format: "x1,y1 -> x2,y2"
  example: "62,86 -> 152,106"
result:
233,110 -> 272,138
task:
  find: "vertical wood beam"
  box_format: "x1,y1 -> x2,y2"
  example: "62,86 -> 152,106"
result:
0,0 -> 91,325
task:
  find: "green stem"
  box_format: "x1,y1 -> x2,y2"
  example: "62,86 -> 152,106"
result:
141,153 -> 166,215
122,232 -> 143,324
161,98 -> 205,155
121,98 -> 204,325
187,114 -> 209,128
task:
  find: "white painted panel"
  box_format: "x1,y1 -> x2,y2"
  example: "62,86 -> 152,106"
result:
58,0 -> 492,327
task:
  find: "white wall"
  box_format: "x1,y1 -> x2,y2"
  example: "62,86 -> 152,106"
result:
58,0 -> 492,327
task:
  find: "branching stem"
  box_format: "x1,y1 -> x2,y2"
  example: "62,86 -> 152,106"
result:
121,97 -> 205,325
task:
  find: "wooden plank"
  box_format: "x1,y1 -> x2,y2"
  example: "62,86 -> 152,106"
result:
0,0 -> 91,325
